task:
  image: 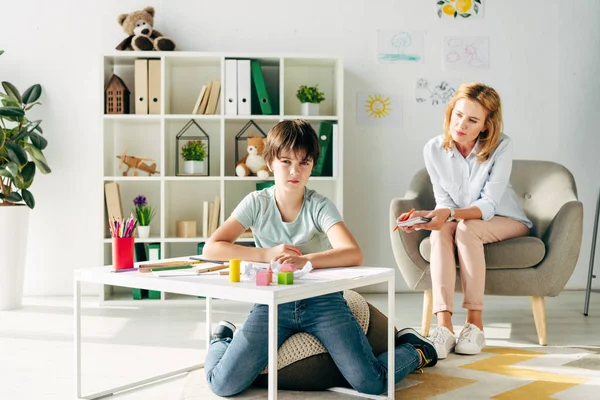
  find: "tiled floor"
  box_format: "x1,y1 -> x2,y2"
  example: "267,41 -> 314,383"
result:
1,291 -> 598,399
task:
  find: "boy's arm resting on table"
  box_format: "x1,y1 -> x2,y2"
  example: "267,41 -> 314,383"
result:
303,222 -> 363,269
203,217 -> 268,262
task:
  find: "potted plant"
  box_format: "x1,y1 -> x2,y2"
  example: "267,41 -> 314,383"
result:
181,140 -> 206,174
296,84 -> 325,116
0,50 -> 51,310
133,195 -> 155,238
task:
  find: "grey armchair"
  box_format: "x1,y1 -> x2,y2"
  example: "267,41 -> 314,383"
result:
389,160 -> 583,345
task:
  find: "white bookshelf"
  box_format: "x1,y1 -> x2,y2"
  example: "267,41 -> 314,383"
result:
101,52 -> 344,301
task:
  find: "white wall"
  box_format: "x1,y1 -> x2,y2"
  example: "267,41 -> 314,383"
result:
1,0 -> 599,295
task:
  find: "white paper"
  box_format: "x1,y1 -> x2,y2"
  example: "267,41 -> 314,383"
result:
308,267 -> 387,280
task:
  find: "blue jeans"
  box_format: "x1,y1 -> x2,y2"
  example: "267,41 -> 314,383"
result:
205,292 -> 420,396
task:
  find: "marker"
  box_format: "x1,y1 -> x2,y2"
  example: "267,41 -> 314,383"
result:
111,267 -> 138,273
393,208 -> 415,232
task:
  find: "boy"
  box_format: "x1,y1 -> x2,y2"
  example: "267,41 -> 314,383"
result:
203,119 -> 436,396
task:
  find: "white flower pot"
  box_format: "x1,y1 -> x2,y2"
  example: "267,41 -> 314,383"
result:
301,103 -> 320,116
137,226 -> 150,239
0,205 -> 30,310
184,160 -> 205,175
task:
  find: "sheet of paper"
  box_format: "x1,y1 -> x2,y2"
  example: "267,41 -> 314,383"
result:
308,267 -> 386,280
152,268 -> 229,277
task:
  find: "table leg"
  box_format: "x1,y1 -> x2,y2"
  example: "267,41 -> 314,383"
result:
268,300 -> 278,400
387,277 -> 395,398
74,279 -> 81,399
206,296 -> 212,351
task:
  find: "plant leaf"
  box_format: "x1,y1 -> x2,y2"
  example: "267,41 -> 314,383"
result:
14,173 -> 26,189
22,84 -> 42,104
24,144 -> 51,174
21,161 -> 36,185
0,193 -> 4,199
437,1 -> 445,4
21,189 -> 34,209
29,132 -> 48,150
5,140 -> 28,165
438,8 -> 442,18
474,4 -> 479,13
0,163 -> 18,178
0,106 -> 24,118
460,13 -> 471,17
454,11 -> 457,17
25,102 -> 41,111
1,82 -> 22,103
13,127 -> 30,141
475,0 -> 481,4
6,192 -> 22,202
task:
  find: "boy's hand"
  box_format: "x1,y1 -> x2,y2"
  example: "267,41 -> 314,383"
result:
273,254 -> 308,268
266,244 -> 301,261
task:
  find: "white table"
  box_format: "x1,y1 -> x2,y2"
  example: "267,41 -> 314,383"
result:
74,261 -> 396,400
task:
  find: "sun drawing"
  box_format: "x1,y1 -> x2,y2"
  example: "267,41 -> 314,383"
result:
365,94 -> 391,119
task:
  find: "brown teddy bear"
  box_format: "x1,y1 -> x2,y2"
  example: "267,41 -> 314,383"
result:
236,135 -> 270,179
116,6 -> 176,51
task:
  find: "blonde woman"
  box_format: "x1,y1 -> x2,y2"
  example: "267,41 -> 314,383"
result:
398,83 -> 532,358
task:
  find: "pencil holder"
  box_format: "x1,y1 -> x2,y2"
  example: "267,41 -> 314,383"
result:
113,237 -> 135,270
229,259 -> 241,282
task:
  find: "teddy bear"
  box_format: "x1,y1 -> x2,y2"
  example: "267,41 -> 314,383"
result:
236,135 -> 270,179
116,6 -> 176,51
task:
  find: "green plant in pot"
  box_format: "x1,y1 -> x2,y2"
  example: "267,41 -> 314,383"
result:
181,140 -> 206,175
296,84 -> 325,116
0,49 -> 51,310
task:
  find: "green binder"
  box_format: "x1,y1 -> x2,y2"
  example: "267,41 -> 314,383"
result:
132,243 -> 160,300
250,60 -> 273,115
311,121 -> 334,177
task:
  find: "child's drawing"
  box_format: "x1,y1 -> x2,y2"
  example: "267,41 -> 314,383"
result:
437,0 -> 483,19
415,79 -> 459,106
377,30 -> 424,63
357,92 -> 402,127
444,36 -> 489,70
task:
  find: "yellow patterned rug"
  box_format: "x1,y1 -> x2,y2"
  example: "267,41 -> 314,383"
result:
181,346 -> 600,399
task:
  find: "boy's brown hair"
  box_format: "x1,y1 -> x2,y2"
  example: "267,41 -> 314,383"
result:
263,119 -> 320,167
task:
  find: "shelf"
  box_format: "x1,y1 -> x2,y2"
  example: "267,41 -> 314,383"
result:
101,52 -> 343,302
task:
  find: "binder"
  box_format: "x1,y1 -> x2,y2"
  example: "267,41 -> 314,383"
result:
192,84 -> 207,114
237,60 -> 251,115
224,60 -> 238,115
147,242 -> 161,261
311,122 -> 334,177
205,80 -> 221,115
202,201 -> 209,238
210,195 -> 221,235
199,81 -> 213,114
148,60 -> 161,114
104,182 -> 123,222
250,60 -> 273,115
134,59 -> 148,114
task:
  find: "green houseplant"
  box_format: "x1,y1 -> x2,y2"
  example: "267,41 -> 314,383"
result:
0,49 -> 51,310
296,84 -> 325,116
181,140 -> 206,174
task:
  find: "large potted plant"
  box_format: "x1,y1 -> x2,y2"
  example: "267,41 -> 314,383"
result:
0,50 -> 51,310
181,140 -> 206,175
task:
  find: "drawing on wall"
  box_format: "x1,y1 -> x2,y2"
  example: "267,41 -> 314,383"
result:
437,0 -> 483,19
357,92 -> 402,127
444,36 -> 489,70
377,30 -> 424,63
415,78 -> 460,106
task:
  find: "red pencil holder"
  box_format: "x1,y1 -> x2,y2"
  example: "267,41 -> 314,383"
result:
112,237 -> 134,270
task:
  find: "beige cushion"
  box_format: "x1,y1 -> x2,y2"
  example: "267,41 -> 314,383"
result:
419,236 -> 546,269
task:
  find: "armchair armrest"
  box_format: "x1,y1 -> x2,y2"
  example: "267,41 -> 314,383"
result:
536,200 -> 584,295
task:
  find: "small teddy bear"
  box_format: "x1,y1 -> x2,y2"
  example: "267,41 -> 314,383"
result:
236,135 -> 270,179
116,6 -> 176,51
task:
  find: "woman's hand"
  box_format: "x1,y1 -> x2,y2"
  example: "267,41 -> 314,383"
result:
266,244 -> 301,261
420,208 -> 452,231
272,254 -> 308,268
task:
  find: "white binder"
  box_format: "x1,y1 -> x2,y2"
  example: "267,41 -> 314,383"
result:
134,59 -> 148,114
224,59 -> 237,115
237,60 -> 251,115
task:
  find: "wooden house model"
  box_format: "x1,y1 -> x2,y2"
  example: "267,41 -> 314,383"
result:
105,74 -> 130,114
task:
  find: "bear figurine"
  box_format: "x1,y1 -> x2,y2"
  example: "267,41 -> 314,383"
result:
236,135 -> 270,179
116,6 -> 176,51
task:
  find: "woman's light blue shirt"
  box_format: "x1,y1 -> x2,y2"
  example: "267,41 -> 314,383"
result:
423,134 -> 532,228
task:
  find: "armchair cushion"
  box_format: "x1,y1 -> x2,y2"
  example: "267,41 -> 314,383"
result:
419,236 -> 546,269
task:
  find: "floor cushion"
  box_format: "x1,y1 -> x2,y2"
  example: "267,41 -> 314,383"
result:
252,290 -> 397,391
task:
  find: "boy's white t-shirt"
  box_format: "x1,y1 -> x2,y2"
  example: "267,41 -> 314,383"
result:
231,186 -> 343,255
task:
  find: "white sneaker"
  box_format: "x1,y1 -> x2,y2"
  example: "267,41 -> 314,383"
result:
428,326 -> 456,359
455,323 -> 486,355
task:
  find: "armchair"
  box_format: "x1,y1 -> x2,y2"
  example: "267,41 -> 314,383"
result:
389,160 -> 583,345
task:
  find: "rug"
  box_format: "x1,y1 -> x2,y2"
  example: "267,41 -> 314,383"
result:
180,346 -> 600,399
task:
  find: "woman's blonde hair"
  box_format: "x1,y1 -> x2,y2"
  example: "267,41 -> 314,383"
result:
443,82 -> 503,162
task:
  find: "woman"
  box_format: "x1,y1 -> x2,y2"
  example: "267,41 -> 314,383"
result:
398,83 -> 532,359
